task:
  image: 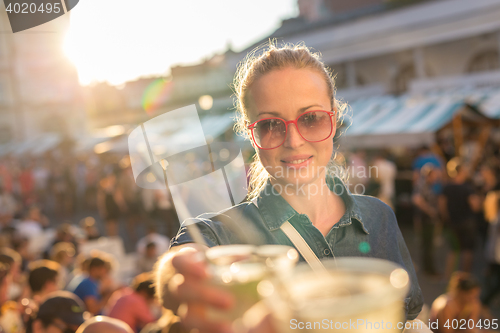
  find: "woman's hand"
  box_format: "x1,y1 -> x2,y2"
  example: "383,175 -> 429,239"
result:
161,245 -> 235,333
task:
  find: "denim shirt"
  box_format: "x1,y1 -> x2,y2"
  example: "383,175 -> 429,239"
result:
171,176 -> 424,320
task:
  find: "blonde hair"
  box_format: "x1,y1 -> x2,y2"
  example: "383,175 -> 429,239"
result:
232,41 -> 348,200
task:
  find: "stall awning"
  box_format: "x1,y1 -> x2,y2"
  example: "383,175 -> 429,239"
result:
340,87 -> 498,149
345,95 -> 465,136
475,88 -> 500,119
92,112 -> 237,155
0,133 -> 62,157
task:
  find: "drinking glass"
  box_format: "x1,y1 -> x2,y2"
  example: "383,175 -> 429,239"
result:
275,257 -> 410,333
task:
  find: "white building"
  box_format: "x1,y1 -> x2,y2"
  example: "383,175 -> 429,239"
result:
0,6 -> 85,147
175,0 -> 500,150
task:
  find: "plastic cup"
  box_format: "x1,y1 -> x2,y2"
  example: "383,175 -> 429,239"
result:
255,245 -> 299,276
275,257 -> 410,333
204,244 -> 298,324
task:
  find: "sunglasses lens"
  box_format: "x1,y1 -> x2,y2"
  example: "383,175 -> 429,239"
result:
253,118 -> 286,149
297,111 -> 332,141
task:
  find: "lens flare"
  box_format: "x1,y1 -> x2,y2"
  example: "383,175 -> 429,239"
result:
142,78 -> 174,114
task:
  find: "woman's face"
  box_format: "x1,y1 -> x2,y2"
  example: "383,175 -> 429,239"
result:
246,67 -> 335,189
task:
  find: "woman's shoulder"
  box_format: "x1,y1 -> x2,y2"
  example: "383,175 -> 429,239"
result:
197,200 -> 259,223
351,193 -> 396,221
332,176 -> 394,216
172,200 -> 265,247
343,193 -> 402,237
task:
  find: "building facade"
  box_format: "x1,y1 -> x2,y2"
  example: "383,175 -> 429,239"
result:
0,5 -> 85,145
85,0 -> 500,148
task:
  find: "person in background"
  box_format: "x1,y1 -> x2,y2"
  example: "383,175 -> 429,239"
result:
26,291 -> 87,333
413,164 -> 441,278
0,248 -> 23,301
429,272 -> 481,333
480,186 -> 500,319
43,224 -> 77,260
15,206 -> 47,242
76,316 -> 133,333
439,159 -> 481,278
364,155 -> 381,198
11,237 -> 31,273
118,166 -> 143,244
0,186 -> 17,229
412,146 -> 444,185
0,161 -> 13,196
79,217 -> 100,241
0,248 -> 21,288
372,151 -> 397,209
27,260 -> 61,305
50,165 -> 70,219
32,159 -> 50,210
19,163 -> 35,207
347,150 -> 368,193
136,225 -> 169,257
74,158 -> 88,214
50,224 -> 77,250
67,255 -> 113,315
65,254 -> 90,298
0,261 -> 14,333
137,242 -> 157,274
475,163 -> 499,246
141,190 -> 155,225
153,188 -> 179,240
84,161 -> 99,212
50,242 -> 76,289
107,273 -> 156,332
96,172 -> 126,237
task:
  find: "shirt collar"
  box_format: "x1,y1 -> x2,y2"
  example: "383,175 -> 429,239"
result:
256,176 -> 369,234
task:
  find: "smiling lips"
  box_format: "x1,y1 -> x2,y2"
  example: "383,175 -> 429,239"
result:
280,155 -> 313,166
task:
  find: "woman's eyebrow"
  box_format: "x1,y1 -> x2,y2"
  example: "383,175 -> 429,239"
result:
297,104 -> 323,114
257,104 -> 324,117
257,111 -> 279,117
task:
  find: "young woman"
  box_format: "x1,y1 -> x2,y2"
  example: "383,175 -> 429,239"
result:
156,43 -> 424,333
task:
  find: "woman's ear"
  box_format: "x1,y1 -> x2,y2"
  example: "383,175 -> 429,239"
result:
248,134 -> 257,150
332,106 -> 338,138
245,126 -> 257,151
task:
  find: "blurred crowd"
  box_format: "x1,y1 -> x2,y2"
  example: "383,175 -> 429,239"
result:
409,144 -> 500,323
344,139 -> 500,325
0,139 -> 499,332
0,151 -> 180,333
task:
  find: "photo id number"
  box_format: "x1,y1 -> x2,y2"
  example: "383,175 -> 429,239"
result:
6,2 -> 61,14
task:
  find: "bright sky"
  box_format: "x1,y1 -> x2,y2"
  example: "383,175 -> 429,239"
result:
63,0 -> 298,86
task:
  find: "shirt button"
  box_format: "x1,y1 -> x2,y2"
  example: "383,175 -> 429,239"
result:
323,249 -> 331,256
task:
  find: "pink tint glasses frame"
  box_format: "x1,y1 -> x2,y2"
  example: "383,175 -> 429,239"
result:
247,110 -> 336,150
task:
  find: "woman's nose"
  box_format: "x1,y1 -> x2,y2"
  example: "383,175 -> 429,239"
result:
283,123 -> 305,148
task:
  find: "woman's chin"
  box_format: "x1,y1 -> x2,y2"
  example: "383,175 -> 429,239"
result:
271,175 -> 320,191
